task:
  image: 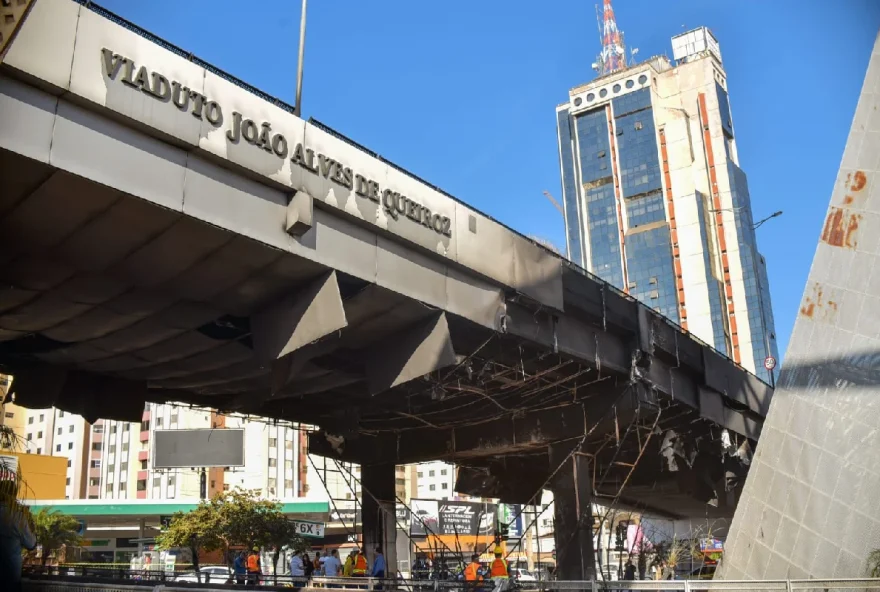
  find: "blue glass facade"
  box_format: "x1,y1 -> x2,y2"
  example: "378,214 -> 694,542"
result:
625,191 -> 664,229
625,225 -> 680,323
614,89 -> 663,199
695,191 -> 729,355
586,184 -> 624,285
556,107 -> 584,268
728,162 -> 777,382
715,83 -> 734,137
574,109 -> 624,287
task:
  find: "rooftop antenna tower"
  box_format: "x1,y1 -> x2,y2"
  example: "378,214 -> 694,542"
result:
594,0 -> 627,76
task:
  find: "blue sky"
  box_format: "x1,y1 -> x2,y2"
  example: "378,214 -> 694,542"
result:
100,0 -> 879,359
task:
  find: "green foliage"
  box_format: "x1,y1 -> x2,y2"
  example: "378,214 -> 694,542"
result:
32,508 -> 82,566
868,549 -> 880,578
157,489 -> 306,578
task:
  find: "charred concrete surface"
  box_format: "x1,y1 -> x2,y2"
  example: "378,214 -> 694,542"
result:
0,0 -> 772,580
720,32 -> 880,580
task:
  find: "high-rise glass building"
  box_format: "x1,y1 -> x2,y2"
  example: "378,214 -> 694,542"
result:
556,27 -> 778,382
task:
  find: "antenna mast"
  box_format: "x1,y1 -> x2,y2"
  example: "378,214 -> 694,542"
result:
597,0 -> 627,76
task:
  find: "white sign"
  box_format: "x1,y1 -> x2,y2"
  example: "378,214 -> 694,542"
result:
292,520 -> 325,539
763,356 -> 777,371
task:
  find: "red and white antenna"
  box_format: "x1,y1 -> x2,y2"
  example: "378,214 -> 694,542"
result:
596,0 -> 627,76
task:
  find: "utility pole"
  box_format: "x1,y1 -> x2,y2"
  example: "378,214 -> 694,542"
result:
294,0 -> 308,117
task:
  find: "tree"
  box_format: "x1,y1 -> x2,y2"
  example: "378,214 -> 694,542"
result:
31,508 -> 82,567
868,549 -> 880,577
209,489 -> 281,568
156,503 -> 222,583
263,513 -> 308,584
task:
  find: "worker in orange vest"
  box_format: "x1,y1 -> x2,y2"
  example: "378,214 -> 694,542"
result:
464,554 -> 483,587
246,547 -> 261,585
352,548 -> 369,577
489,550 -> 508,592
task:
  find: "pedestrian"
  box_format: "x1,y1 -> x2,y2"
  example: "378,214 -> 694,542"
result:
290,549 -> 305,586
303,552 -> 314,578
489,549 -> 509,592
0,489 -> 36,592
323,549 -> 342,578
233,551 -> 247,585
624,560 -> 636,581
464,553 -> 483,590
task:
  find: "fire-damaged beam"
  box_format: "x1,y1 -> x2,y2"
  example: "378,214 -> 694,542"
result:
364,312 -> 457,395
250,270 -> 347,363
8,364 -> 145,423
308,379 -> 640,465
503,296 -> 770,437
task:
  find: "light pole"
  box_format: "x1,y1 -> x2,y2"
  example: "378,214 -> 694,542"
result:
294,0 -> 308,117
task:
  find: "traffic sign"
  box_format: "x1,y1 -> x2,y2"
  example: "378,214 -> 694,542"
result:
764,356 -> 777,371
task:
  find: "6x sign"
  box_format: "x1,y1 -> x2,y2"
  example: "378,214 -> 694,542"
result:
291,520 -> 325,539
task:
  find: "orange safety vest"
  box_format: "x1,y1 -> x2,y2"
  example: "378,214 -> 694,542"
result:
352,553 -> 368,576
489,558 -> 508,578
247,554 -> 259,572
464,562 -> 482,581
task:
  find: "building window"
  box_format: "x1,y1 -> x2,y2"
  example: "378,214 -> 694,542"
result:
28,417 -> 33,425
429,470 -> 435,477
268,458 -> 277,468
94,425 -> 104,433
284,440 -> 293,450
429,484 -> 436,491
56,444 -> 61,452
68,443 -> 73,450
638,74 -> 648,84
153,477 -> 160,487
26,433 -> 31,441
441,483 -> 448,489
574,97 -> 582,107
137,479 -> 147,491
268,478 -> 277,489
58,411 -> 63,418
223,484 -> 230,491
39,414 -> 44,422
57,428 -> 62,436
417,472 -> 423,478
92,443 -> 102,451
91,460 -> 101,469
168,476 -> 176,487
269,438 -> 277,448
122,443 -> 129,452
140,460 -> 148,470
156,418 -> 163,428
613,83 -> 621,93
440,469 -> 447,476
37,431 -> 42,439
67,460 -> 72,468
69,425 -> 74,433
626,79 -> 634,89
3,412 -> 12,419
587,92 -> 595,102
89,478 -> 99,487
599,88 -> 608,98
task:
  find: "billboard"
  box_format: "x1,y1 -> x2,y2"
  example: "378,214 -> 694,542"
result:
409,499 -> 496,537
152,429 -> 245,468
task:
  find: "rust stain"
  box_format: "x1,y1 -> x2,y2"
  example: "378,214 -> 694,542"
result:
821,207 -> 861,249
851,170 -> 867,192
800,282 -> 841,323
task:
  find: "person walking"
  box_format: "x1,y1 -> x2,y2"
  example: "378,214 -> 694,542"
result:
290,549 -> 305,587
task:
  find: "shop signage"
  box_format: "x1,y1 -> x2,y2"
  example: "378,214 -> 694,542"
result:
410,499 -> 496,537
291,520 -> 325,539
100,49 -> 453,239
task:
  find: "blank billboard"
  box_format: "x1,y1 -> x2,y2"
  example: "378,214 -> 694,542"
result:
153,429 -> 245,468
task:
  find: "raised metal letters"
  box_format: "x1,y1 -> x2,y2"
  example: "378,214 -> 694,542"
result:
100,48 -> 454,238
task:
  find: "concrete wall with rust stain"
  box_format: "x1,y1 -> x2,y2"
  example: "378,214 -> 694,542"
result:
721,31 -> 880,579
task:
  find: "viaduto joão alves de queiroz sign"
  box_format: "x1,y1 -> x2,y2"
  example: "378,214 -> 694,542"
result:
100,49 -> 453,238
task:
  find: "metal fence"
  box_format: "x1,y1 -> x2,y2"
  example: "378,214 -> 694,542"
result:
22,577 -> 880,592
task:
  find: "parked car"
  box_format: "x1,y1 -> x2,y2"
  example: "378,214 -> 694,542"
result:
512,568 -> 537,582
174,565 -> 231,583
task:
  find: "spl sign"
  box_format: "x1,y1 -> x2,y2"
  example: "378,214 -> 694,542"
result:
291,520 -> 325,539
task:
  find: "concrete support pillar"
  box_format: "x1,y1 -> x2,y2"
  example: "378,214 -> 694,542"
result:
549,443 -> 595,581
361,463 -> 398,578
